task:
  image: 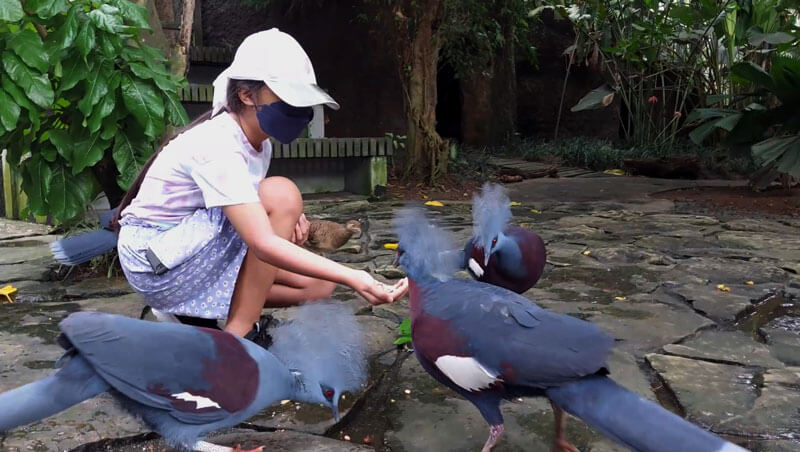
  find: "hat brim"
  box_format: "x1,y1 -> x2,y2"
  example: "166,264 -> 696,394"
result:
265,80 -> 340,110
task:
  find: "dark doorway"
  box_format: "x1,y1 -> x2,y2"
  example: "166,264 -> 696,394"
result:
436,62 -> 462,141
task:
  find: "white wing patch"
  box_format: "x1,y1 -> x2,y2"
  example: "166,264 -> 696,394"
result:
468,258 -> 485,278
171,392 -> 221,410
435,355 -> 501,391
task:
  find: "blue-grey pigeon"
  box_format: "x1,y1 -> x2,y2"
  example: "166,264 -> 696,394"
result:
0,302 -> 366,452
462,183 -> 546,294
392,206 -> 748,452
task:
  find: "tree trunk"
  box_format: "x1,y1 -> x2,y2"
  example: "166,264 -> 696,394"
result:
93,153 -> 125,207
490,3 -> 517,142
459,0 -> 517,146
399,1 -> 449,181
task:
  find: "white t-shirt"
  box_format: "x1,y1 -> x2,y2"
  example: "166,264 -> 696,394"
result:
122,112 -> 272,225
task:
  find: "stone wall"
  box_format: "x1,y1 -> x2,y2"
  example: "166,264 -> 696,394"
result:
200,0 -> 407,138
516,9 -> 619,141
198,1 -> 619,142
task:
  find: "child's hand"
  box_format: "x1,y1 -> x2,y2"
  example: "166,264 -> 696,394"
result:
347,270 -> 405,305
291,213 -> 310,246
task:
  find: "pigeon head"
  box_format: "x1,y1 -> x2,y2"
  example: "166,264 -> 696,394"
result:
472,183 -> 512,266
392,206 -> 459,281
268,302 -> 367,421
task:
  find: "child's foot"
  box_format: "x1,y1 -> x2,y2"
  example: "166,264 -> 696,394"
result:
243,314 -> 275,349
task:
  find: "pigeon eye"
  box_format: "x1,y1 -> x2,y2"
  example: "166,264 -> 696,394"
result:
321,386 -> 335,400
491,237 -> 498,248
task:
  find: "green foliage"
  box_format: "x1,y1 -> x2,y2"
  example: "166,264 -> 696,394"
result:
689,56 -> 800,185
0,0 -> 188,223
394,316 -> 413,348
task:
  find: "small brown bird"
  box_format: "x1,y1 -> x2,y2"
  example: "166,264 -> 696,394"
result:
307,219 -> 362,252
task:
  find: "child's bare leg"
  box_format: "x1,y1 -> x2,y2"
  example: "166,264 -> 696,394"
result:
265,270 -> 336,307
225,176 -> 302,337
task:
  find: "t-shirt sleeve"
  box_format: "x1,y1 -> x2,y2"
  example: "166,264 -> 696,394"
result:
188,153 -> 260,208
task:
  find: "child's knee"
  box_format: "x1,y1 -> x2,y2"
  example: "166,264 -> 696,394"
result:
258,177 -> 303,218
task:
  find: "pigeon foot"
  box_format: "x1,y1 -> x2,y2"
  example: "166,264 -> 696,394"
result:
480,424 -> 504,452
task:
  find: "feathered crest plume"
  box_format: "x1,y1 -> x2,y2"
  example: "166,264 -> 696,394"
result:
472,183 -> 512,246
392,206 -> 459,280
269,302 -> 366,393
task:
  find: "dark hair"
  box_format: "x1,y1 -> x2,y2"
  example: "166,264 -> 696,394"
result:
111,79 -> 266,230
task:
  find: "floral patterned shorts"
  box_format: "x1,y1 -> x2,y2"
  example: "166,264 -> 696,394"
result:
117,207 -> 247,319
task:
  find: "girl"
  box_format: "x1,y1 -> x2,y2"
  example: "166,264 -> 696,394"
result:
113,29 -> 407,341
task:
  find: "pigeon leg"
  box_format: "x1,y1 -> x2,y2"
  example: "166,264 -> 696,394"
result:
194,440 -> 263,452
549,401 -> 580,452
480,424 -> 504,452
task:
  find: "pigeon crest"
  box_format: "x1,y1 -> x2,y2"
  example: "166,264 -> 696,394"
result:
392,206 -> 460,281
269,301 -> 367,407
472,182 -> 512,254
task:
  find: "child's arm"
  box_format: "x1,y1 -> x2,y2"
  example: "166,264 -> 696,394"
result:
223,203 -> 402,304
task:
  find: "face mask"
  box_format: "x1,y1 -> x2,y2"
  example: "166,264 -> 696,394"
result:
255,101 -> 314,144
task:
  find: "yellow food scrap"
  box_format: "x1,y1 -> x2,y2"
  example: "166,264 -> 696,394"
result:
530,209 -> 542,214
384,243 -> 399,250
745,281 -> 754,286
614,296 -> 627,301
603,169 -> 626,176
509,201 -> 521,206
0,285 -> 17,304
716,284 -> 731,292
424,201 -> 444,207
582,250 -> 592,256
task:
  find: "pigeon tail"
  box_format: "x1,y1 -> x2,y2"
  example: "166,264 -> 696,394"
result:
0,355 -> 109,432
50,229 -> 118,266
545,375 -> 749,452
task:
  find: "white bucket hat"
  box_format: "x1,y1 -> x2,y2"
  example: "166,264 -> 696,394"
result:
211,28 -> 340,116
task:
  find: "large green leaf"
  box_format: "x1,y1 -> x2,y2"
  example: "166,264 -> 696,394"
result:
686,108 -> 735,124
88,4 -> 123,33
48,164 -> 94,221
87,87 -> 116,133
121,75 -> 164,138
571,85 -> 615,112
770,56 -> 800,104
731,62 -> 773,89
0,88 -> 20,130
749,31 -> 796,46
0,0 -> 23,22
71,133 -> 109,174
21,154 -> 52,216
59,56 -> 91,92
113,132 -> 152,190
776,137 -> 800,177
2,52 -> 54,108
689,120 -> 719,145
164,92 -> 189,127
27,0 -> 69,20
47,128 -> 72,161
112,0 -> 151,30
9,29 -> 49,73
0,74 -> 39,128
75,20 -> 97,61
51,5 -> 80,50
715,113 -> 743,132
752,135 -> 796,165
77,62 -> 110,117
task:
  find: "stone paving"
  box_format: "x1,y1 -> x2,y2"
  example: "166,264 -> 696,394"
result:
0,178 -> 798,452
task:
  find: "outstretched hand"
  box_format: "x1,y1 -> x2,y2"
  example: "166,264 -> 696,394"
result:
348,271 -> 408,305
291,213 -> 310,246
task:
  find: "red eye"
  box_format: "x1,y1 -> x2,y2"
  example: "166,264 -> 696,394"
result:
491,238 -> 498,247
324,390 -> 334,398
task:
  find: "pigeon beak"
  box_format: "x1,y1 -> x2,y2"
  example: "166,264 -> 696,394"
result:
330,403 -> 340,422
483,251 -> 490,267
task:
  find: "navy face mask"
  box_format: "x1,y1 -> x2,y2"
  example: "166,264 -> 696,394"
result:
255,101 -> 314,144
